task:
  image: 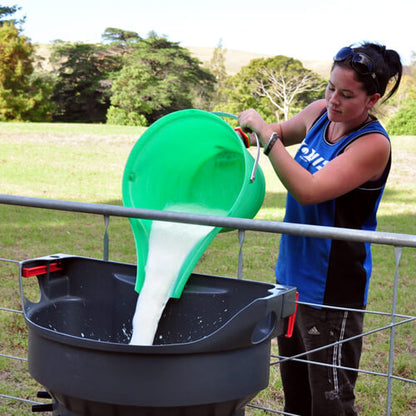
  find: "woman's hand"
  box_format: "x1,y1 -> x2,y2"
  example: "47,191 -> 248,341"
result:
238,109 -> 273,146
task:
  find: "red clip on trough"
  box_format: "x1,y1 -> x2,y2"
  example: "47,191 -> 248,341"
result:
22,262 -> 63,278
285,291 -> 299,338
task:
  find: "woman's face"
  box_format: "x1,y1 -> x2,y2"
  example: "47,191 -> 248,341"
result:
325,65 -> 378,124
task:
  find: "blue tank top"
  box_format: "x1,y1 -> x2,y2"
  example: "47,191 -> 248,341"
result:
275,111 -> 390,308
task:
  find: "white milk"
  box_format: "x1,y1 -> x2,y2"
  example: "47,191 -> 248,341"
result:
129,204 -> 224,345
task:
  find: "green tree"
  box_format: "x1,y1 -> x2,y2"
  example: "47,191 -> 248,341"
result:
207,39 -> 229,109
385,51 -> 416,135
382,50 -> 416,134
0,4 -> 19,22
0,21 -> 36,120
253,66 -> 325,121
27,71 -> 56,121
0,6 -> 55,121
386,100 -> 416,135
50,41 -> 120,122
107,34 -> 215,125
216,56 -> 325,122
101,27 -> 142,54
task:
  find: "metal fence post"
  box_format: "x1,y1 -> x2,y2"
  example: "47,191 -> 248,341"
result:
103,215 -> 110,261
386,246 -> 403,415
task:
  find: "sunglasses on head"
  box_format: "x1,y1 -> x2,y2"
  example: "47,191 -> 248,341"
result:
334,47 -> 379,92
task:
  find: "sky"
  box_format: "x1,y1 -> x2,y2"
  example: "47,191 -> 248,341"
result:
4,0 -> 415,64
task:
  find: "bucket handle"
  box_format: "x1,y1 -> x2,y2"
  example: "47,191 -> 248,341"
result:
211,112 -> 261,183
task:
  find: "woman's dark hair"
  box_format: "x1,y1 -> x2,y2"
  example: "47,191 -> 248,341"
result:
332,42 -> 403,103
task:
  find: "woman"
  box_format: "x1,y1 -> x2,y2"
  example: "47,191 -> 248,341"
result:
238,43 -> 402,415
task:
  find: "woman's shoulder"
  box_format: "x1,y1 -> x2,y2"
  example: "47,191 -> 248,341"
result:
307,99 -> 327,116
280,100 -> 328,145
301,99 -> 328,131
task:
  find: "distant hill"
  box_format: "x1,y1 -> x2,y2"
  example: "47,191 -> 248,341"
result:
33,43 -> 332,78
33,43 -> 53,71
186,46 -> 332,78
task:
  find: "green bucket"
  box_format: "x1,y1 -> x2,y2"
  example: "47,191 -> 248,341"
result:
122,109 -> 265,298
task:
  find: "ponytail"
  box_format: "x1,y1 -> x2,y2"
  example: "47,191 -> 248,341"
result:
355,42 -> 403,102
381,48 -> 402,102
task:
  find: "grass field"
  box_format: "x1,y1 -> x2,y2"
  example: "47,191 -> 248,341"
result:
0,121 -> 415,415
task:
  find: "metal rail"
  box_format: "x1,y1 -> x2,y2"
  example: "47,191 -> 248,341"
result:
1,193 -> 416,247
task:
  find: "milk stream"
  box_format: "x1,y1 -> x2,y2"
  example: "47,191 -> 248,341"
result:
129,204 -> 225,346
